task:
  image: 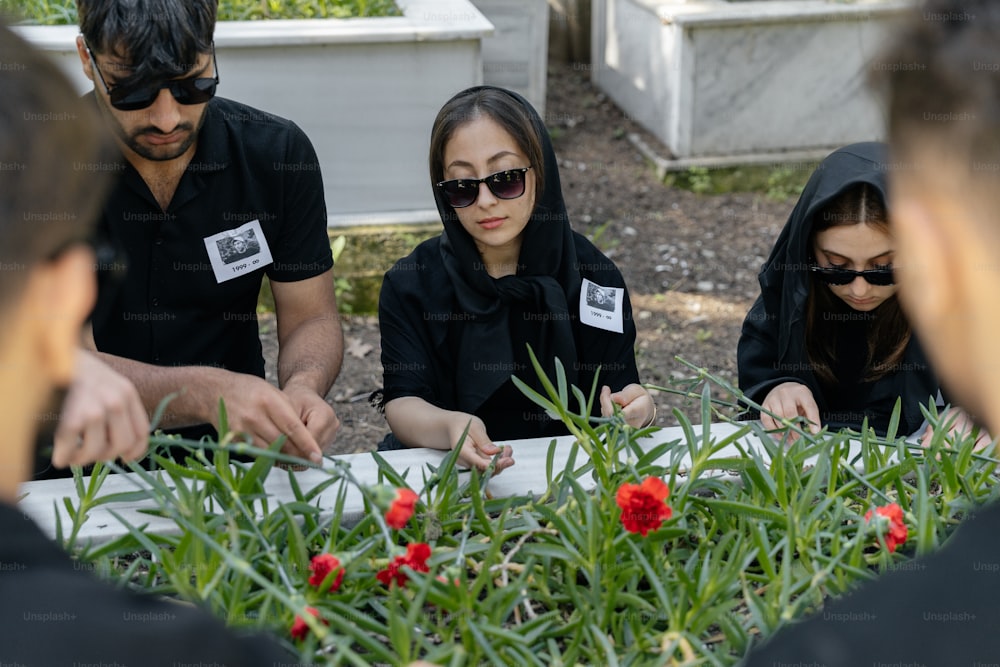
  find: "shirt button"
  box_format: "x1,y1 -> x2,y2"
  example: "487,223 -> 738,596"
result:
153,355 -> 161,363
155,237 -> 164,245
151,298 -> 160,307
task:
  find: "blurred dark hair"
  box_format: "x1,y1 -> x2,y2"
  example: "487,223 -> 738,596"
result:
429,87 -> 545,204
874,0 -> 1000,174
78,0 -> 217,87
805,183 -> 912,385
0,21 -> 112,310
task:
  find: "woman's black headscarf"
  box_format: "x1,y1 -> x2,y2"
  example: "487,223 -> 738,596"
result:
433,86 -> 582,412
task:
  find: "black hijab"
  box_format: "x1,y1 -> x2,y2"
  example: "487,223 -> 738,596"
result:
434,86 -> 581,413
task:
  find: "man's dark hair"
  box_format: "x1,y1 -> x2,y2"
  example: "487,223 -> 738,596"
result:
78,0 -> 217,86
874,0 -> 1000,169
0,21 -> 110,309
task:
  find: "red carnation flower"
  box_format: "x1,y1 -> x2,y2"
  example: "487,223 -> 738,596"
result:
386,488 -> 419,529
616,477 -> 672,536
308,553 -> 344,592
290,606 -> 327,641
865,503 -> 908,553
376,542 -> 432,587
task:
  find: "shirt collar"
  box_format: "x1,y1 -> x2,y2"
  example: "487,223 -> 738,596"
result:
185,97 -> 230,174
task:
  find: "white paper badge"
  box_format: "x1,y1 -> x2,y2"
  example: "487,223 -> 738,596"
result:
203,219 -> 273,283
579,278 -> 624,333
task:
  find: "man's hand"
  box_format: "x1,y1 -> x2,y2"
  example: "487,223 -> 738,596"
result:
282,384 -> 340,453
445,413 -> 514,475
52,350 -> 149,468
210,373 -> 324,464
600,383 -> 656,428
760,381 -> 821,442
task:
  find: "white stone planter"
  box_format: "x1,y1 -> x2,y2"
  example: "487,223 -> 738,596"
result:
592,0 -> 915,162
472,0 -> 550,116
16,0 -> 494,225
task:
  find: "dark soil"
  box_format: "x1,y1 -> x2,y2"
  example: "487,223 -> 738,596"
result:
261,62 -> 799,454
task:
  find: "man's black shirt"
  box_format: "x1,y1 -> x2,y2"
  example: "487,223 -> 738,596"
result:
91,95 -> 333,379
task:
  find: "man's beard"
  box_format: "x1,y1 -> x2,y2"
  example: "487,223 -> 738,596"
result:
97,91 -> 206,162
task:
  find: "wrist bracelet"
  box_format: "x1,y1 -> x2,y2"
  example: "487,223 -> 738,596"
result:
642,404 -> 657,428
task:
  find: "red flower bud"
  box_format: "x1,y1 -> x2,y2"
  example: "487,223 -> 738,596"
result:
865,502 -> 908,553
290,606 -> 327,641
376,542 -> 432,587
385,488 -> 419,529
308,553 -> 344,592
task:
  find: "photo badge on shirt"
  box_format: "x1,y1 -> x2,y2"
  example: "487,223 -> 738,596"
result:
579,278 -> 624,333
203,219 -> 274,283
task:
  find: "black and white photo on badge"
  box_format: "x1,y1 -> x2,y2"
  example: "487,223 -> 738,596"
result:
216,229 -> 260,264
586,283 -> 615,312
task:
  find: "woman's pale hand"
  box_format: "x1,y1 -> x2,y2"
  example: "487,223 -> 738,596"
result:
920,406 -> 994,452
445,412 -> 515,474
600,383 -> 656,428
760,382 -> 821,441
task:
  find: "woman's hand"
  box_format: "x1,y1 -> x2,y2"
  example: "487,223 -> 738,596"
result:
443,412 -> 515,474
760,382 -> 821,440
385,397 -> 514,474
600,384 -> 656,428
920,406 -> 994,452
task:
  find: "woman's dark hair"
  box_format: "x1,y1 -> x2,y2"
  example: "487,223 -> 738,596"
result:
429,88 -> 545,206
805,182 -> 911,386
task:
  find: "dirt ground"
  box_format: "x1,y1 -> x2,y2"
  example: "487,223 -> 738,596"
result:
261,62 -> 799,455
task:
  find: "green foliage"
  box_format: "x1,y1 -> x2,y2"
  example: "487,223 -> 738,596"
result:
0,0 -> 399,24
585,219 -> 620,254
65,359 -> 1000,664
663,163 -> 815,201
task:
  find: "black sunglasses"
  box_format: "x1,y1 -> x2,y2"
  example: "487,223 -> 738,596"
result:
85,40 -> 220,111
436,167 -> 532,209
810,264 -> 895,286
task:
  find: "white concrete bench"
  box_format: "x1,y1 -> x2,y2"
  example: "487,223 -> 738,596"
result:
18,421 -> 879,546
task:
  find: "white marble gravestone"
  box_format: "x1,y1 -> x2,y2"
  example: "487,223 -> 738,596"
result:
592,0 -> 916,161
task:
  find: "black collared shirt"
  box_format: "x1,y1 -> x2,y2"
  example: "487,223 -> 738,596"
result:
91,95 -> 333,379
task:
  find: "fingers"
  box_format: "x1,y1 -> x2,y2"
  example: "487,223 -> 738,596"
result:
609,385 -> 655,428
797,396 -> 822,434
271,412 -> 323,464
454,419 -> 514,474
52,360 -> 150,468
294,393 -> 341,452
599,385 -> 614,417
760,383 -> 820,440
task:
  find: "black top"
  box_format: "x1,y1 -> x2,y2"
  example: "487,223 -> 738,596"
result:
91,95 -> 333,381
742,499 -> 1000,666
737,143 -> 938,435
379,86 -> 640,444
0,502 -> 294,666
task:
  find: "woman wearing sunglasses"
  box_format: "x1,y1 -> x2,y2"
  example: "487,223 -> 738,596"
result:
739,142 -> 983,442
376,86 -> 654,473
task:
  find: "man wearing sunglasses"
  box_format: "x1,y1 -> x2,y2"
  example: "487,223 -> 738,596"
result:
73,0 -> 344,464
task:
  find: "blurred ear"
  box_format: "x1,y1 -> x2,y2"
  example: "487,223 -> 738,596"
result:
24,246 -> 96,386
75,35 -> 95,83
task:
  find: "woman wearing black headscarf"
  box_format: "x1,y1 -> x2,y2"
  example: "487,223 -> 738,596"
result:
377,86 -> 654,473
738,142 -> 985,443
